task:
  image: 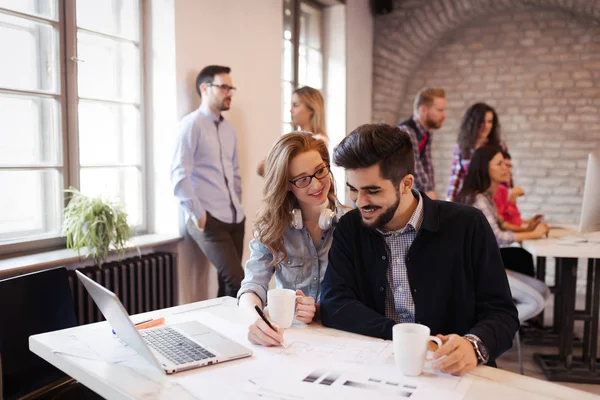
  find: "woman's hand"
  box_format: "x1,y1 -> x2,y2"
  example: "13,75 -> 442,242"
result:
295,290 -> 317,324
247,317 -> 285,347
525,214 -> 544,232
532,222 -> 550,238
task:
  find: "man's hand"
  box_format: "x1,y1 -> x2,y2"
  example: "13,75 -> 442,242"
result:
432,334 -> 478,376
197,215 -> 207,230
295,290 -> 317,324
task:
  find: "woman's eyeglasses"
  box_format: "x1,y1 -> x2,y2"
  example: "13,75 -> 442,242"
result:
289,165 -> 330,188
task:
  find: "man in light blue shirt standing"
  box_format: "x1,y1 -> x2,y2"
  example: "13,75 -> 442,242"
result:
171,65 -> 245,297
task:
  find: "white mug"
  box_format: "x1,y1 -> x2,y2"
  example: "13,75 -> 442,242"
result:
267,288 -> 300,329
393,323 -> 442,377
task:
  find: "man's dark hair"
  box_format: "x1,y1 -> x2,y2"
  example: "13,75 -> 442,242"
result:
196,65 -> 231,97
454,145 -> 502,205
333,123 -> 414,188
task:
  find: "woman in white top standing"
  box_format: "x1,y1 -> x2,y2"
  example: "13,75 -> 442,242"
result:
290,86 -> 328,143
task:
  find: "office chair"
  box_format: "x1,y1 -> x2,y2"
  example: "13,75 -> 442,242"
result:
506,270 -> 550,375
0,267 -> 102,400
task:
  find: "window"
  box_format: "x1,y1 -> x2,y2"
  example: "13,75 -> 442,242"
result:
0,0 -> 144,253
281,0 -> 324,135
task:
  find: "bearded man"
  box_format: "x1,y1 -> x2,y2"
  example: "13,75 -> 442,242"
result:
320,123 -> 518,377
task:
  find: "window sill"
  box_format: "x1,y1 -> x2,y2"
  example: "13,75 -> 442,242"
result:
0,234 -> 182,280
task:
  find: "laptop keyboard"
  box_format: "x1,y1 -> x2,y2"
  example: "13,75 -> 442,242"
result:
141,327 -> 216,365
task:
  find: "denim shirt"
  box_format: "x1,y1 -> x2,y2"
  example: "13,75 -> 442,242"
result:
237,203 -> 346,307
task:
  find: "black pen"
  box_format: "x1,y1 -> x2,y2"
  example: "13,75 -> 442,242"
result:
254,305 -> 288,348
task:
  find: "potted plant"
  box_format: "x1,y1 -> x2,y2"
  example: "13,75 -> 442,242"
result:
62,187 -> 132,266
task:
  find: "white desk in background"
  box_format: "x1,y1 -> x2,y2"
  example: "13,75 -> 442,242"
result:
522,226 -> 600,383
29,297 -> 598,400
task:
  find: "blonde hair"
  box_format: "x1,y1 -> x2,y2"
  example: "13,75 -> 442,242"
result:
293,86 -> 327,138
413,87 -> 446,115
255,132 -> 335,266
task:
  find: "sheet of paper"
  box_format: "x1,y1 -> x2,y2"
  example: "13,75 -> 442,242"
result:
251,357 -> 471,400
266,327 -> 393,365
53,328 -> 138,363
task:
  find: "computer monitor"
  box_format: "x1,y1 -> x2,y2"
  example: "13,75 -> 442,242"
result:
579,152 -> 600,233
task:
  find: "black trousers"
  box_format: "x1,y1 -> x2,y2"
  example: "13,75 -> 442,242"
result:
187,213 -> 245,297
500,247 -> 535,277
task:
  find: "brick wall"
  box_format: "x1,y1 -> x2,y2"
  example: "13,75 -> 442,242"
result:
372,1 -> 600,290
400,9 -> 600,221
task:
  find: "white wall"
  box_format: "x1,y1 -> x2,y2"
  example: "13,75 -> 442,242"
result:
172,0 -> 282,303
324,5 -> 347,203
148,0 -> 372,303
346,0 -> 373,129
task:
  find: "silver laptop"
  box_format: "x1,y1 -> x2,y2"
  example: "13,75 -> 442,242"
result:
75,270 -> 252,374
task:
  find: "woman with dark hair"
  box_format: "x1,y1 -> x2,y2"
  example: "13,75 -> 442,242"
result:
455,146 -> 548,276
446,103 -> 506,201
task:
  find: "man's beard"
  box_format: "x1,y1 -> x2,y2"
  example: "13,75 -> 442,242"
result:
216,98 -> 231,111
425,113 -> 442,130
361,195 -> 400,230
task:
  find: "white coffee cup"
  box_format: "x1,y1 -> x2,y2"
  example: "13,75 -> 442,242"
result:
393,323 -> 442,377
267,288 -> 299,329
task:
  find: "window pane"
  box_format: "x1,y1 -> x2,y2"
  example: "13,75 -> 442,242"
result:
0,169 -> 62,241
78,100 -> 141,166
0,93 -> 61,165
300,2 -> 322,50
283,0 -> 292,41
0,13 -> 59,92
282,81 -> 293,124
298,45 -> 307,87
76,0 -> 139,41
282,123 -> 294,136
80,167 -> 143,227
282,39 -> 293,82
0,0 -> 57,20
77,31 -> 140,103
306,48 -> 323,90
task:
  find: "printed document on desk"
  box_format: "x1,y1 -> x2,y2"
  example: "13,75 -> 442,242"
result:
251,358 -> 471,400
175,355 -> 470,400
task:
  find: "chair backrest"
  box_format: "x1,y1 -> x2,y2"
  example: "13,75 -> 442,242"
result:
0,267 -> 77,400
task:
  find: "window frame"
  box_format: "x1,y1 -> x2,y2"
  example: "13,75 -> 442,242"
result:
0,0 -> 147,258
281,0 -> 325,135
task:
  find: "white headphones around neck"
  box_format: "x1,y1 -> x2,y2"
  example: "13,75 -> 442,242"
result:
290,207 -> 338,230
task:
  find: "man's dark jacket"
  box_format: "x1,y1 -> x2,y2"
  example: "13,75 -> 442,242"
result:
320,193 -> 519,365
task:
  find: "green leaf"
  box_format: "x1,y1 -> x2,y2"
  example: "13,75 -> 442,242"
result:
62,187 -> 132,266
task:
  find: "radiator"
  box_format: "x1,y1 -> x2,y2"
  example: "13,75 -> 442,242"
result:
69,252 -> 177,325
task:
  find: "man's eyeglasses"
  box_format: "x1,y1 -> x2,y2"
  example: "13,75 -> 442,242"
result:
289,165 -> 330,188
207,83 -> 237,93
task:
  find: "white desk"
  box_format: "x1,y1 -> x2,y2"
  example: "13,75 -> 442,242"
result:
522,227 -> 600,383
30,297 -> 598,400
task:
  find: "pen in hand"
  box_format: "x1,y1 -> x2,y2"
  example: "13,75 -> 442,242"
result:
254,305 -> 288,348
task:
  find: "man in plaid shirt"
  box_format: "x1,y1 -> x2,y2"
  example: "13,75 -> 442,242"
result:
397,88 -> 447,199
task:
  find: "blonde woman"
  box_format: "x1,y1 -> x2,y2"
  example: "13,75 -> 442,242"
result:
257,86 -> 327,177
238,133 -> 344,346
290,86 -> 327,142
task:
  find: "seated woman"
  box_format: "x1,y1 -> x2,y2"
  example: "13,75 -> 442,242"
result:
454,145 -> 549,276
238,133 -> 344,347
494,150 -> 543,228
446,103 -> 506,201
455,145 -> 550,315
